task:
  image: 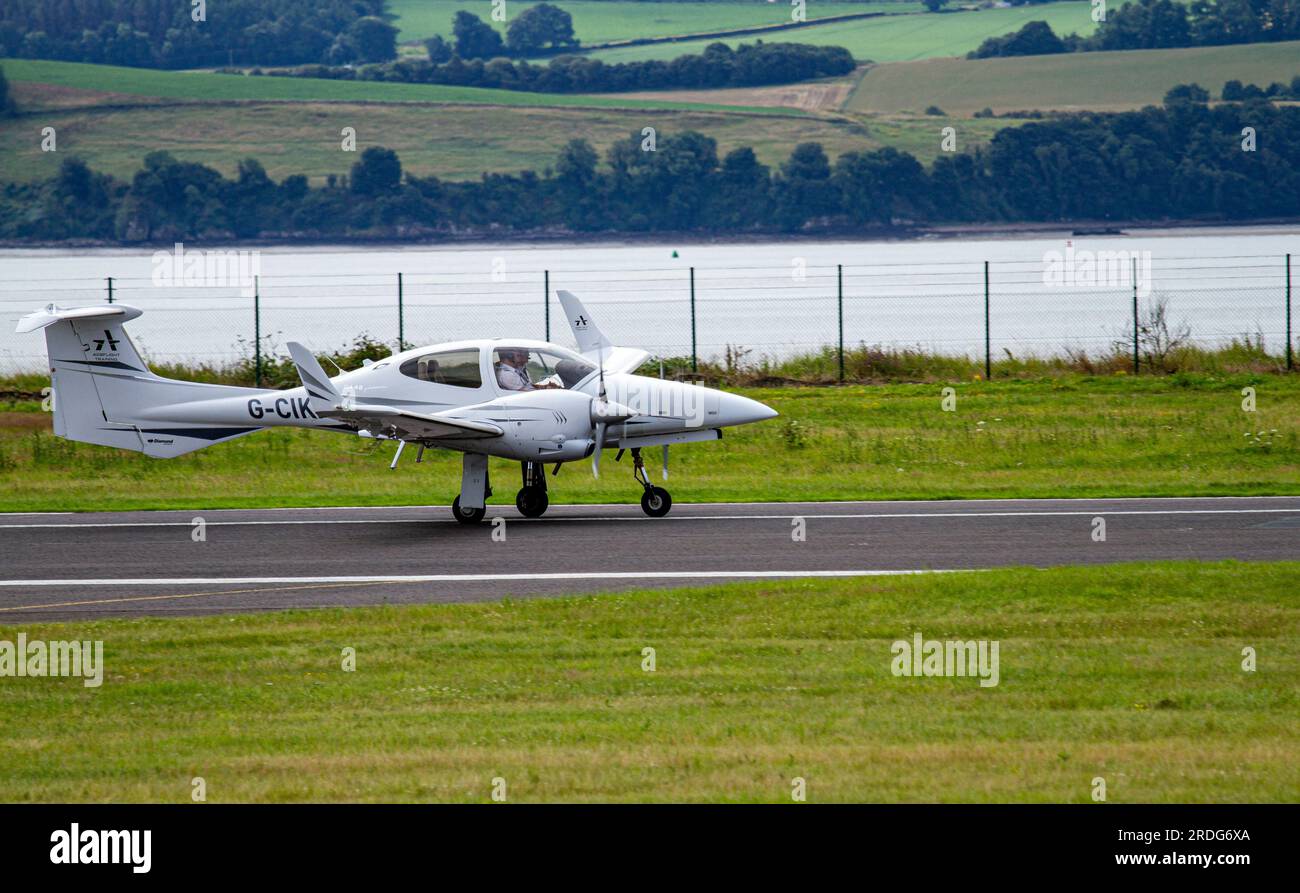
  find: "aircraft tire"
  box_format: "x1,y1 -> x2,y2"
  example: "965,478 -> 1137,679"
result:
516,486 -> 549,518
452,496 -> 487,524
640,487 -> 672,517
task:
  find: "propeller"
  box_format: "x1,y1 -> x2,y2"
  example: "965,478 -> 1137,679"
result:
593,345 -> 606,478
660,357 -> 668,481
591,344 -> 636,478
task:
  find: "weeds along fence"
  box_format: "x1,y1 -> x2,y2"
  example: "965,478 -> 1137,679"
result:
0,252 -> 1293,381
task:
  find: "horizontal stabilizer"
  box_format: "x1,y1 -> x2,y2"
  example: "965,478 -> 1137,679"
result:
16,303 -> 143,334
600,346 -> 651,375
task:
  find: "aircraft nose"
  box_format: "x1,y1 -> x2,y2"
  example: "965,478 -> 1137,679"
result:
716,391 -> 778,427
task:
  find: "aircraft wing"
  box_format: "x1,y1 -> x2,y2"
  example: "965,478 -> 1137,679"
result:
320,404 -> 503,441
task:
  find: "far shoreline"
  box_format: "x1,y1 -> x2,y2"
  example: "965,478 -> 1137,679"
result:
1,218 -> 1298,254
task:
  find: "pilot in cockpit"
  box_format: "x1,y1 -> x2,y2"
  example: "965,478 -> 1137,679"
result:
495,348 -> 561,391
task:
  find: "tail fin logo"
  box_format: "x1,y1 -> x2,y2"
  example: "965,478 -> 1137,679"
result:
574,315 -> 588,329
83,329 -> 121,354
92,330 -> 120,352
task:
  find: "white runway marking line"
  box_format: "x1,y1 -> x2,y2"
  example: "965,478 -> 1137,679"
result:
1,508 -> 1298,529
0,569 -> 964,589
2,495 -> 1297,518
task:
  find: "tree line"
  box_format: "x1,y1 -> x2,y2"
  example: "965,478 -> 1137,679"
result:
264,40 -> 856,94
1164,77 -> 1300,102
3,99 -> 1297,243
0,0 -> 396,68
970,0 -> 1300,58
430,5 -> 579,61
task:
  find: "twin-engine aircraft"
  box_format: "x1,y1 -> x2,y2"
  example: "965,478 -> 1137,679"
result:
18,290 -> 777,521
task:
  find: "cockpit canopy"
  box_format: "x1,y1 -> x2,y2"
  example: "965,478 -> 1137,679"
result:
397,343 -> 597,391
398,348 -> 482,388
493,346 -> 596,390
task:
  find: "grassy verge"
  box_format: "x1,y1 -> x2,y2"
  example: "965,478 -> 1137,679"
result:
0,372 -> 1296,511
1,561 -> 1295,802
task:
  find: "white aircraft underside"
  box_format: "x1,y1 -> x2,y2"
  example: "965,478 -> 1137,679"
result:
18,290 -> 777,521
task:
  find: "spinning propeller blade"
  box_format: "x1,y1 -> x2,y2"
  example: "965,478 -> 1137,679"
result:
660,357 -> 668,480
592,344 -> 606,478
593,421 -> 606,478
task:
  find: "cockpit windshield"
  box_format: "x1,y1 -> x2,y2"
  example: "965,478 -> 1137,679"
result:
493,346 -> 596,392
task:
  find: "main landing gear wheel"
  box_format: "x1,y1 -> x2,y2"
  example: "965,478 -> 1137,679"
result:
640,486 -> 672,518
451,496 -> 486,524
516,486 -> 549,518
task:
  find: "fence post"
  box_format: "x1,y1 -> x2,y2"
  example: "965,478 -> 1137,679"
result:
544,270 -> 550,342
254,275 -> 262,388
106,276 -> 114,304
689,267 -> 697,374
1287,253 -> 1293,372
837,264 -> 844,382
1131,256 -> 1139,375
397,272 -> 404,352
983,260 -> 991,380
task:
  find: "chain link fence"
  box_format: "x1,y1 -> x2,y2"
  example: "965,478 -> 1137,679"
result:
0,252 -> 1293,379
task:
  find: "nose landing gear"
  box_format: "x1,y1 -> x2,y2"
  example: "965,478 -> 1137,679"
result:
516,460 -> 550,518
631,448 -> 672,517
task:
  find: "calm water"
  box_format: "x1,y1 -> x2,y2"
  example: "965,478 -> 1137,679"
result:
1,226 -> 1296,373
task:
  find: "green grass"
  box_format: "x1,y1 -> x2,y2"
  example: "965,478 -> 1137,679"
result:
0,95 -> 868,185
848,111 -> 1034,163
582,2 -> 1100,63
0,59 -> 771,112
389,0 -> 922,45
1,561 -> 1295,802
850,40 -> 1300,114
1,374 -> 1297,512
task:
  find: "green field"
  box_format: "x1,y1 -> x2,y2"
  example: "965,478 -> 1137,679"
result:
850,40 -> 1300,114
2,375 -> 1297,513
0,59 -> 767,112
2,561 -> 1295,802
389,0 -> 922,45
581,2 -> 1099,63
0,93 -> 867,185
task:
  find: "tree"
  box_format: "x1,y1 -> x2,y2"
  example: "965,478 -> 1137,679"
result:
555,139 -> 598,186
347,17 -> 398,64
1086,0 -> 1191,50
506,3 -> 578,55
453,11 -> 505,60
710,147 -> 771,228
1164,82 -> 1209,104
922,0 -> 951,11
424,35 -> 453,64
350,147 -> 403,195
774,142 -> 835,230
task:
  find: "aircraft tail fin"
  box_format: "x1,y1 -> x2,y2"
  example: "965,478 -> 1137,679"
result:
556,290 -> 612,354
554,290 -> 650,374
17,304 -> 264,457
286,342 -> 341,413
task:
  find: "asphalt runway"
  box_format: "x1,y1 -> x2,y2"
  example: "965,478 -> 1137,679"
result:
0,497 -> 1296,620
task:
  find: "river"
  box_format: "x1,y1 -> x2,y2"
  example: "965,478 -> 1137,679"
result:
1,226 -> 1296,373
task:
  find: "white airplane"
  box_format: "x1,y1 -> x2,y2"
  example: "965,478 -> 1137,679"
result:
17,290 -> 777,522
